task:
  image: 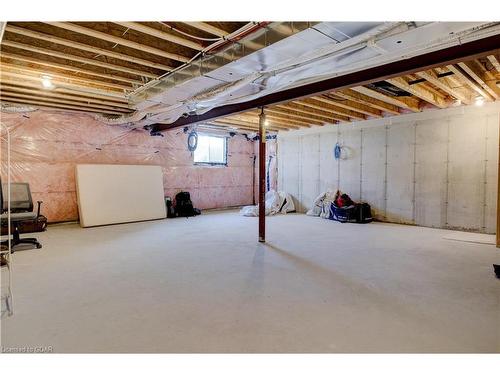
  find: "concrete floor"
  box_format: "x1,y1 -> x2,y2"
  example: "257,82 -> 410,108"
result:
1,210 -> 499,353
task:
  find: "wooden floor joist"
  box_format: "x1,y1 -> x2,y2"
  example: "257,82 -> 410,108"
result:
303,97 -> 365,120
351,86 -> 421,112
487,55 -> 500,73
242,110 -> 317,127
267,106 -> 330,124
1,52 -> 144,85
1,63 -> 133,91
226,113 -> 304,129
214,118 -> 290,131
0,70 -> 125,95
115,22 -> 203,51
415,69 -> 473,105
324,93 -> 383,118
335,88 -> 400,115
386,77 -> 448,108
458,61 -> 499,100
446,64 -> 494,101
4,24 -> 174,71
0,91 -> 132,112
0,84 -> 131,108
278,101 -> 352,122
1,98 -> 127,115
288,98 -> 352,122
2,40 -> 159,79
183,22 -> 228,38
46,22 -> 191,63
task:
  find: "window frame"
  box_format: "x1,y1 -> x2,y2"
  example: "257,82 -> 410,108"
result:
193,133 -> 228,167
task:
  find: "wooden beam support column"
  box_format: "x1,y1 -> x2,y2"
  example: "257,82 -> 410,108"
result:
258,108 -> 266,243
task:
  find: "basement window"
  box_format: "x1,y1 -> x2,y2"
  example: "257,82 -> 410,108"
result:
193,134 -> 227,166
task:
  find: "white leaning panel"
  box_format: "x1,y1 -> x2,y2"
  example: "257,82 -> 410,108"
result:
76,164 -> 166,227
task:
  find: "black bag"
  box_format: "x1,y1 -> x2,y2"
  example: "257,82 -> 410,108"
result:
174,191 -> 200,217
356,203 -> 373,223
165,196 -> 176,218
1,215 -> 48,235
329,204 -> 358,223
329,202 -> 372,224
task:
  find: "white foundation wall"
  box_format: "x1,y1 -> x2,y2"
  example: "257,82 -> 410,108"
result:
278,102 -> 500,233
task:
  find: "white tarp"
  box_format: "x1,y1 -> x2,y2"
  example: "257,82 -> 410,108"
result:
306,190 -> 337,218
240,190 -> 295,216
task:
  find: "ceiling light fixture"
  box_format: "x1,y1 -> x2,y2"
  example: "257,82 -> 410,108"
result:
41,75 -> 54,90
474,97 -> 485,107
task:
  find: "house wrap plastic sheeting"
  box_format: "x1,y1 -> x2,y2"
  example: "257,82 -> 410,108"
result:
0,110 -> 258,223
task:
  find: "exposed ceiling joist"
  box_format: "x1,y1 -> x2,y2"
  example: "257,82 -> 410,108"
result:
2,40 -> 158,79
4,25 -> 174,71
285,99 -> 354,122
240,111 -> 315,127
215,117 -> 296,131
0,71 -> 125,97
386,77 -> 448,108
308,96 -> 365,120
325,93 -> 383,118
0,52 -> 143,85
0,84 -> 131,108
318,94 -> 379,118
458,61 -> 499,100
446,64 -> 494,101
351,86 -> 421,112
415,69 -> 473,105
265,107 -> 328,125
1,98 -> 126,115
0,77 -> 128,102
219,115 -> 301,130
46,22 -> 190,63
210,120 -> 273,132
487,55 -> 500,73
335,88 -> 400,115
114,22 -> 202,50
278,101 -> 351,122
0,91 -> 131,113
183,22 -> 228,37
1,63 -> 132,91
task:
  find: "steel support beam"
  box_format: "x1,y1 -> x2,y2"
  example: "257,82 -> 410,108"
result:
258,108 -> 266,243
153,32 -> 500,131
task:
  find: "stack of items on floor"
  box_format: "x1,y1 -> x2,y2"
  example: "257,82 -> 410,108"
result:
240,190 -> 295,216
307,190 -> 372,223
165,191 -> 201,218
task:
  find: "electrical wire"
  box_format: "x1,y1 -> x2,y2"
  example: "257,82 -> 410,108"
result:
158,22 -> 223,42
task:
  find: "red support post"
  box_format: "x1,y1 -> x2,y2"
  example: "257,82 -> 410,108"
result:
258,108 -> 266,243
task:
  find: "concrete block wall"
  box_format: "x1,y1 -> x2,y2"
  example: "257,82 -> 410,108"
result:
278,102 -> 500,233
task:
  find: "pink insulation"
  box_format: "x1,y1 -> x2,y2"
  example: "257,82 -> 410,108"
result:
0,110 -> 260,223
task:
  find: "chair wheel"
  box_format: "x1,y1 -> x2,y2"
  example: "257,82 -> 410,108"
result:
36,244 -> 42,249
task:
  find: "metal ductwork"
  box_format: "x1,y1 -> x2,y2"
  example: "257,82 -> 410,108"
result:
94,21 -> 500,129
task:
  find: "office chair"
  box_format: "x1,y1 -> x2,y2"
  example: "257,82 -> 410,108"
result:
0,182 -> 42,251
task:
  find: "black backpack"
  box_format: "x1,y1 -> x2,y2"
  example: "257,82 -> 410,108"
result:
174,191 -> 200,217
356,203 -> 373,223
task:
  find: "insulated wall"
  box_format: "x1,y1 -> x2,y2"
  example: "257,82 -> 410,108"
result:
278,103 -> 500,233
0,110 -> 256,222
